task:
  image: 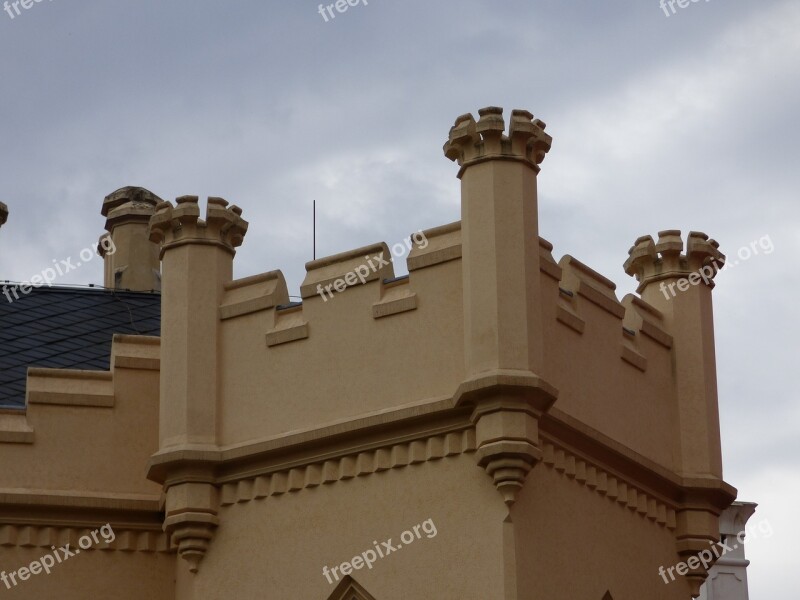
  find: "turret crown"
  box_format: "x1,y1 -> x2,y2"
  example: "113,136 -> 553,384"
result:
443,106 -> 552,175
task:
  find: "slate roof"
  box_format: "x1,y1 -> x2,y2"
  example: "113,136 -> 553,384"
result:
0,285 -> 161,408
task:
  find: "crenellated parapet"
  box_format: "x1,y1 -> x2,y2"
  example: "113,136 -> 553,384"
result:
149,196 -> 248,257
443,107 -> 552,176
0,333 -> 168,588
624,230 -> 725,294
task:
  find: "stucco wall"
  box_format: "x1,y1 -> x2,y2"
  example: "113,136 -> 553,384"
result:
184,455 -> 505,600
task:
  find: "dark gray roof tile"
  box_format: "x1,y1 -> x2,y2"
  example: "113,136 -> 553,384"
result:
0,287 -> 161,407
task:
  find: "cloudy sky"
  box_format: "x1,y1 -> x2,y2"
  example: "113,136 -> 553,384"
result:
0,0 -> 797,595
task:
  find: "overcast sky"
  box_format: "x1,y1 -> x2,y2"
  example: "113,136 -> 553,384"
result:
0,0 -> 797,596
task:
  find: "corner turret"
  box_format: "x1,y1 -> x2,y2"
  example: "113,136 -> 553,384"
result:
446,107 -> 557,506
625,229 -> 732,595
147,196 -> 248,573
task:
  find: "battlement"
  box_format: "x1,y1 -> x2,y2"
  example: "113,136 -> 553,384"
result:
0,334 -> 161,493
149,196 -> 248,256
185,222 -> 677,458
443,106 -> 552,175
624,229 -> 725,293
132,111 -> 727,483
300,242 -> 394,300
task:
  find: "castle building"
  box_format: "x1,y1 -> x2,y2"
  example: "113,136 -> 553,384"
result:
0,107 -> 751,599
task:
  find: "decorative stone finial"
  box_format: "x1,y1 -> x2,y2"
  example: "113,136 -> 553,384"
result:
0,202 -> 7,227
104,195 -> 159,233
165,509 -> 219,573
443,107 -> 552,175
624,230 -> 725,293
148,196 -> 248,256
102,186 -> 162,217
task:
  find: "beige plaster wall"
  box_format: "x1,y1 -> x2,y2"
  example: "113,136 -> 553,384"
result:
183,455 -> 505,600
0,546 -> 174,600
218,256 -> 465,446
217,244 -> 679,475
514,466 -> 692,599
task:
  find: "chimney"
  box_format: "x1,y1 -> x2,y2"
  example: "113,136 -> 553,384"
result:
98,187 -> 162,291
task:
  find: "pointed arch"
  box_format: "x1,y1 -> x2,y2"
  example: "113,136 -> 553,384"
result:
602,592 -> 614,600
326,576 -> 378,600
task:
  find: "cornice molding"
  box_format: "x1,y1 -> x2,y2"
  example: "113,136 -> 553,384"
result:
0,489 -> 172,553
204,397 -> 724,531
0,524 -> 173,554
219,428 -> 477,506
540,439 -> 677,529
